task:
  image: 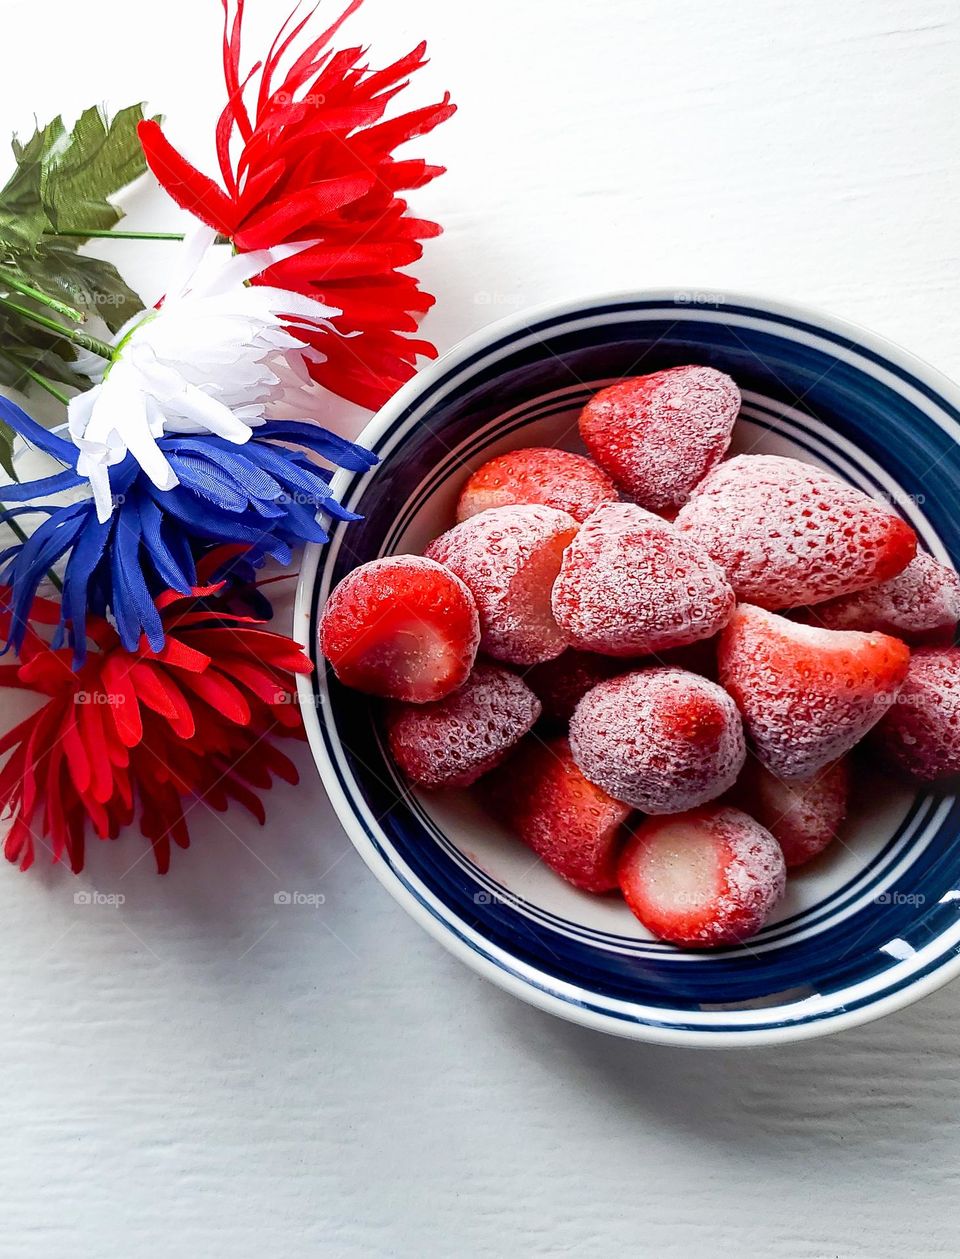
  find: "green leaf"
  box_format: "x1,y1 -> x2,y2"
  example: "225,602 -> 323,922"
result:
0,415 -> 16,482
0,103 -> 155,391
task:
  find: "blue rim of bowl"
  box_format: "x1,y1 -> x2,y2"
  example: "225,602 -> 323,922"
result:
294,289 -> 960,1047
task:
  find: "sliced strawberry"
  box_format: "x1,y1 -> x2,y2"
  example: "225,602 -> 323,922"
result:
318,555 -> 480,704
551,503 -> 735,657
521,649 -> 632,724
386,663 -> 541,789
718,604 -> 910,778
870,647 -> 960,782
425,505 -> 578,665
569,667 -> 746,812
618,806 -> 786,946
675,454 -> 917,609
484,736 -> 631,892
455,447 -> 618,524
730,757 -> 849,868
579,366 -> 739,514
796,552 -> 960,646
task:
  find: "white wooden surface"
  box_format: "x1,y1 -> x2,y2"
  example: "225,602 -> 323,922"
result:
2,2 -> 959,1255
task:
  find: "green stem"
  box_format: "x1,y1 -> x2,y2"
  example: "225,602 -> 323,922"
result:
2,515 -> 63,592
0,297 -> 114,360
44,227 -> 187,241
0,349 -> 70,405
0,270 -> 85,324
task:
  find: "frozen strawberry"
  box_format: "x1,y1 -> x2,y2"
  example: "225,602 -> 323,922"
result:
718,604 -> 910,779
796,552 -> 960,646
319,555 -> 480,704
569,668 -> 746,812
618,807 -> 786,947
579,366 -> 739,513
455,447 -> 618,524
675,455 -> 917,609
730,757 -> 848,868
551,503 -> 735,657
425,505 -> 578,665
522,649 -> 630,723
386,663 -> 541,789
870,648 -> 960,782
485,737 -> 631,892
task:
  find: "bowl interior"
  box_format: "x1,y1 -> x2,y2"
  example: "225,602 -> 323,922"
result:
301,296 -> 960,1043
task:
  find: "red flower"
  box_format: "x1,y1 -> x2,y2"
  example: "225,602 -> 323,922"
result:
138,0 -> 455,410
0,577 -> 312,874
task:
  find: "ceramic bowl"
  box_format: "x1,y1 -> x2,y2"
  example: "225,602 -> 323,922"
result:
295,290 -> 960,1046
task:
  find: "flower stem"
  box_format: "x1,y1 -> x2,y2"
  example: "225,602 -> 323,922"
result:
0,297 -> 114,360
0,270 -> 86,324
44,228 -> 187,241
0,349 -> 70,405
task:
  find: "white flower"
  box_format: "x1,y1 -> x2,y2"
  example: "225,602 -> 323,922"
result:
67,226 -> 341,522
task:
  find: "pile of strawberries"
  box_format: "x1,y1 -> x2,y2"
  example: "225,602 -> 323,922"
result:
319,366 -> 960,948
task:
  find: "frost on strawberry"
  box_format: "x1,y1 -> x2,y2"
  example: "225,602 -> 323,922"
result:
386,663 -> 541,789
730,757 -> 849,868
425,504 -> 578,665
675,455 -> 917,609
569,667 -> 746,812
870,648 -> 960,783
579,366 -> 739,514
617,806 -> 786,947
456,447 -> 618,524
719,604 -> 910,779
551,503 -> 735,657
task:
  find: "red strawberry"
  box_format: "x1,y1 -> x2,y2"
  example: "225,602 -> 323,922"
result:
730,757 -> 849,868
579,366 -> 739,513
521,649 -> 631,724
484,736 -> 631,892
618,806 -> 786,947
870,648 -> 960,782
569,667 -> 746,812
319,555 -> 480,704
675,455 -> 917,609
386,663 -> 541,789
718,604 -> 910,779
796,552 -> 960,646
456,447 -> 618,524
425,505 -> 578,665
551,502 -> 735,657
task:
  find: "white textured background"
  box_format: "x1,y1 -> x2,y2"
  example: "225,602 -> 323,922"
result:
1,2 -> 959,1256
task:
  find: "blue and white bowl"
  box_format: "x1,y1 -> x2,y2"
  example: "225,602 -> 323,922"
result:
294,291 -> 960,1046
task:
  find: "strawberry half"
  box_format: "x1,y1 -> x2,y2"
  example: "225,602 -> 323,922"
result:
676,454 -> 917,609
579,366 -> 740,514
719,604 -> 910,778
318,555 -> 480,704
484,736 -> 631,892
456,447 -> 618,524
618,806 -> 786,947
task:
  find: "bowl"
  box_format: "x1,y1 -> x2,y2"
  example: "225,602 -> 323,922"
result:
294,290 -> 960,1047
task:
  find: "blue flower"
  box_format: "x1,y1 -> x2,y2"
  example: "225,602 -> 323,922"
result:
0,397 -> 376,661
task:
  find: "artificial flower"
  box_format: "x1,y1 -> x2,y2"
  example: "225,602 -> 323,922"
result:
139,0 -> 455,410
66,226 -> 344,521
0,395 -> 376,660
0,572 -> 312,874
